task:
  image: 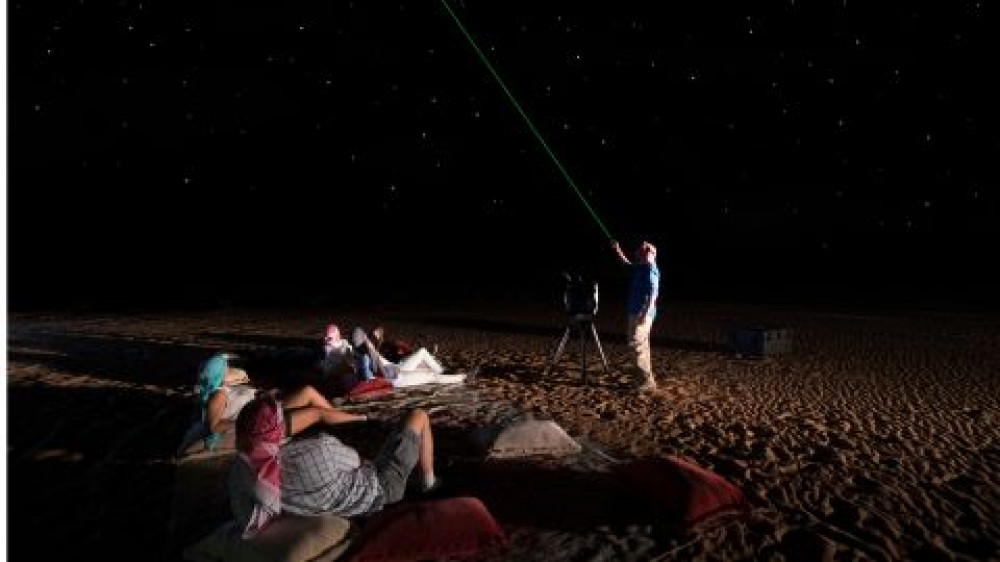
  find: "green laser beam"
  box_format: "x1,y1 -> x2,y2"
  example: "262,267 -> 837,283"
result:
437,0 -> 615,241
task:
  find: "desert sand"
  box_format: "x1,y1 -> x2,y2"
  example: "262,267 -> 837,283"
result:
7,300 -> 1000,561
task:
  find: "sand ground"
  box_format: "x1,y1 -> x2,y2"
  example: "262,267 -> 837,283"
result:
7,300 -> 1000,561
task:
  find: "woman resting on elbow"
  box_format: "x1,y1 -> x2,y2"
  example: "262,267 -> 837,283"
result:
197,353 -> 348,451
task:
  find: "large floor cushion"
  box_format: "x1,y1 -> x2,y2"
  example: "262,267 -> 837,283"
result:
184,514 -> 354,562
168,452 -> 237,558
346,378 -> 395,401
473,418 -> 582,459
619,456 -> 750,531
347,497 -> 506,561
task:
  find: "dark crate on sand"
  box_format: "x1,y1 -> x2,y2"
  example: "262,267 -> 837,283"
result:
727,326 -> 793,356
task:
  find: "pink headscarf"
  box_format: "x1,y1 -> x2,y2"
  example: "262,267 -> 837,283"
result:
235,395 -> 284,537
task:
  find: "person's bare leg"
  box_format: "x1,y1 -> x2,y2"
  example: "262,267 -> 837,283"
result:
403,408 -> 436,488
363,340 -> 393,373
399,348 -> 444,373
282,384 -> 335,411
286,406 -> 366,436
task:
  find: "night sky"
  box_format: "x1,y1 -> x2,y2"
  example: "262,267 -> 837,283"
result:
9,1 -> 999,310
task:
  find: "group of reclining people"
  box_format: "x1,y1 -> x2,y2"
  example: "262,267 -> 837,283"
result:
320,324 -> 446,391
186,324 -> 446,538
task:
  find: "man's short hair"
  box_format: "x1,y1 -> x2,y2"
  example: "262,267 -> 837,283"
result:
639,241 -> 657,260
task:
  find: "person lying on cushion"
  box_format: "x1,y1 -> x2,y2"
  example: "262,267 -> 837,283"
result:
319,324 -> 355,377
350,326 -> 383,382
309,324 -> 391,385
229,395 -> 441,538
369,325 -> 414,364
354,326 -> 446,382
192,352 -> 345,452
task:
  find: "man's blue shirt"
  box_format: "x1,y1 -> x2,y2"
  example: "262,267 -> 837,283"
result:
627,262 -> 660,320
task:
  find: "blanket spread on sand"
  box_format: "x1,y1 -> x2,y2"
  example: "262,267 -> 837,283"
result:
388,370 -> 468,388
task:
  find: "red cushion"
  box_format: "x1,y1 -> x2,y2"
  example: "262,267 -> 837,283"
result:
619,456 -> 749,531
347,378 -> 394,399
348,497 -> 506,562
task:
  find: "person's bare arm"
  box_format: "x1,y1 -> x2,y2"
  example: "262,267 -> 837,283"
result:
205,391 -> 232,434
611,240 -> 631,265
286,406 -> 367,436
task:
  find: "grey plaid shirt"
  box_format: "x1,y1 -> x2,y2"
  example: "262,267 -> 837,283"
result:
230,431 -> 384,528
279,431 -> 384,518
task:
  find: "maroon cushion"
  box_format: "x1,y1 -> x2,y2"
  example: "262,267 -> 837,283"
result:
619,456 -> 749,531
348,497 -> 506,562
347,378 -> 394,400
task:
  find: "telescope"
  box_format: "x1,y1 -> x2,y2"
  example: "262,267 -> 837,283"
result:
563,272 -> 599,317
547,272 -> 609,383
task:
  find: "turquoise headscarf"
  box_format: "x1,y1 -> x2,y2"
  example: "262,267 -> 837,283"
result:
197,353 -> 228,450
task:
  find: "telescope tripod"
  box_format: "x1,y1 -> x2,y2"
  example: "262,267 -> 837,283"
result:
545,313 -> 609,384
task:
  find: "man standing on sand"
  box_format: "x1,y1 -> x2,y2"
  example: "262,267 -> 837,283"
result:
611,240 -> 660,391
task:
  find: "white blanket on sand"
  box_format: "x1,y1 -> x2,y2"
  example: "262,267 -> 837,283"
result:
387,369 -> 468,388
379,347 -> 467,388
